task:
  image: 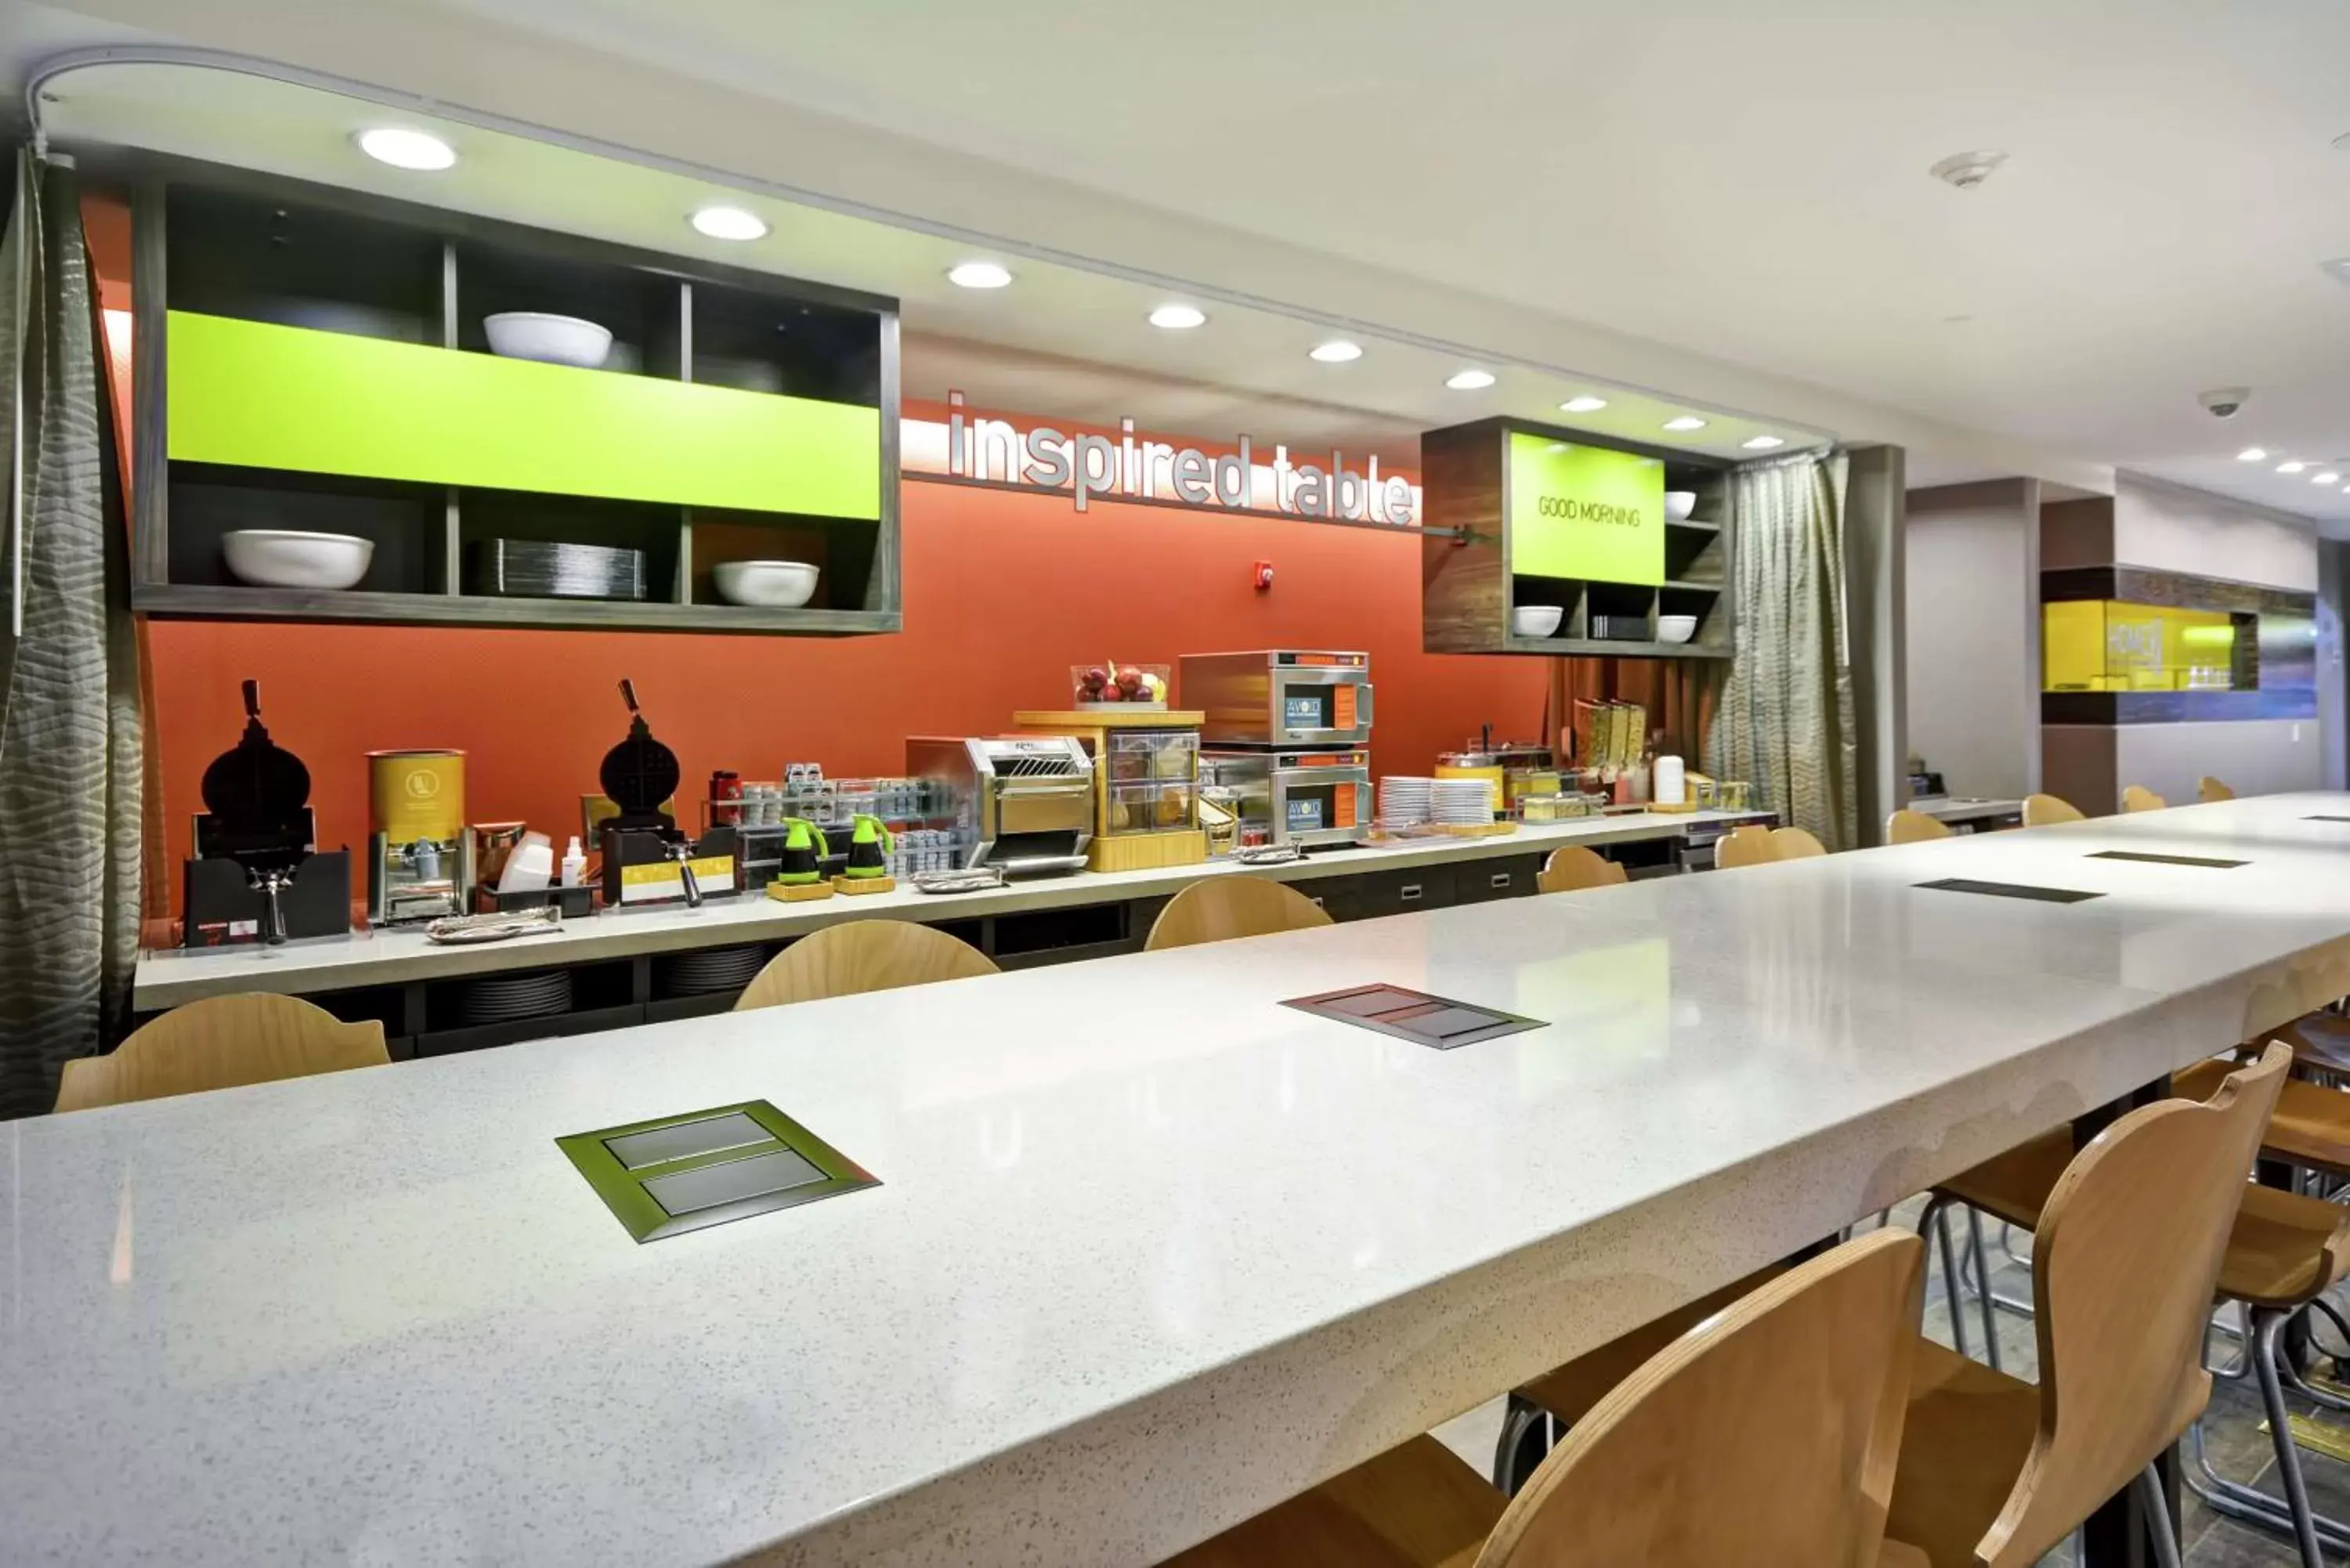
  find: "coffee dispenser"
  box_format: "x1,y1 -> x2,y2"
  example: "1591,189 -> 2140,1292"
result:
367,748 -> 475,924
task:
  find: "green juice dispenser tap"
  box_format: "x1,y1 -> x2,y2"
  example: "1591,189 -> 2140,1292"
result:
843,813 -> 894,880
775,818 -> 830,886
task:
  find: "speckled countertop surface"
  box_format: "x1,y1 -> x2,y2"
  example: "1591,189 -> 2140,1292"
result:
132,811 -> 1752,1009
14,797 -> 2350,1566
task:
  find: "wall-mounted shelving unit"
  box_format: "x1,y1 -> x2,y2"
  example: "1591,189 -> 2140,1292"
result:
1419,415 -> 1736,659
126,158 -> 900,635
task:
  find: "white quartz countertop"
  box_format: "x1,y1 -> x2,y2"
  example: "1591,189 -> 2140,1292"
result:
132,811 -> 1747,1008
17,796 -> 2350,1566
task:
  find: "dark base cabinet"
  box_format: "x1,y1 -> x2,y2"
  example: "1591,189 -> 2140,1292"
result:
142,849 -> 1632,1057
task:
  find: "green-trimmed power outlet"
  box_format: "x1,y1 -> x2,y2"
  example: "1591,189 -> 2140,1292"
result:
557,1100 -> 877,1243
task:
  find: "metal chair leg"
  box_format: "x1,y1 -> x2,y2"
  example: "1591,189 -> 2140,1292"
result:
1491,1393 -> 1550,1496
1919,1196 -> 1973,1361
1965,1206 -> 2004,1373
2137,1462 -> 2185,1568
2186,1413 -> 2350,1554
2253,1306 -> 2330,1568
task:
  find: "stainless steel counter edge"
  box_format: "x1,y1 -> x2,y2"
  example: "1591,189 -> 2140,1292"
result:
134,812 -> 1752,1008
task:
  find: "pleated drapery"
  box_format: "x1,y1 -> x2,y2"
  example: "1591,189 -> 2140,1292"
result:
1707,451 -> 1856,850
0,150 -> 146,1118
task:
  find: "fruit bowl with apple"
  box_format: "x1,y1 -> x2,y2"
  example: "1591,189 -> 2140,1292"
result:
1072,661 -> 1170,710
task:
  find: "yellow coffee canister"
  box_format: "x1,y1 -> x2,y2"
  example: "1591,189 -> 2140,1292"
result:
369,750 -> 465,843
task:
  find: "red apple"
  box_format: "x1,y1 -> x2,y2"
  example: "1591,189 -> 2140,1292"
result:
1083,666 -> 1108,690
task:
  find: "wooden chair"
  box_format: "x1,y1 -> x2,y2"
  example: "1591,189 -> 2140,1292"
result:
1535,845 -> 1629,895
1887,809 -> 1954,845
735,919 -> 998,1011
53,992 -> 389,1113
1882,1043 -> 2290,1568
1163,1229 -> 1929,1568
1772,826 -> 1828,859
2199,775 -> 2236,803
1144,876 -> 1334,952
2020,793 -> 2085,827
1713,825 -> 1782,869
2120,785 -> 2166,812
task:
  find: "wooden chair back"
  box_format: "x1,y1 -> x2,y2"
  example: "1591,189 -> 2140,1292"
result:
2198,775 -> 2236,803
1713,825 -> 1782,870
1971,1042 -> 2290,1567
735,919 -> 998,1011
1478,1229 -> 1925,1568
53,993 -> 389,1113
1144,876 -> 1334,952
2021,793 -> 2085,828
1886,809 -> 1954,845
2120,785 -> 2166,813
1537,845 -> 1629,895
1771,826 -> 1828,860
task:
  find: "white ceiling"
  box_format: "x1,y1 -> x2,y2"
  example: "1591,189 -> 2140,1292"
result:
392,0 -> 2350,528
16,0 -> 2350,526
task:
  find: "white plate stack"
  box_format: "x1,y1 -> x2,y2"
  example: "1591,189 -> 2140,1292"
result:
1431,778 -> 1496,825
1379,775 -> 1435,826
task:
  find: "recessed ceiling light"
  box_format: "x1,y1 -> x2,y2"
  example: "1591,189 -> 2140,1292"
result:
2238,448 -> 2269,462
1560,396 -> 1608,414
1662,416 -> 1708,432
1445,369 -> 1496,391
355,128 -> 456,172
2316,471 -> 2342,485
1309,340 -> 1363,363
689,205 -> 768,242
1741,435 -> 1786,450
2279,461 -> 2308,474
1148,303 -> 1206,330
1928,150 -> 2008,190
947,261 -> 1014,289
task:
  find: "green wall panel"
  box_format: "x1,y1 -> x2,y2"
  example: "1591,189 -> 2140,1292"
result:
167,311 -> 881,519
1507,432 -> 1665,586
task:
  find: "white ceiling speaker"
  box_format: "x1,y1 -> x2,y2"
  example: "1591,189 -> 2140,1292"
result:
1929,150 -> 2008,190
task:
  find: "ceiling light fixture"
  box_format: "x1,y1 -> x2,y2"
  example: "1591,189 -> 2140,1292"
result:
689,205 -> 768,242
2317,471 -> 2343,485
1309,340 -> 1363,363
1445,369 -> 1496,391
1148,303 -> 1206,330
2238,448 -> 2269,462
2279,461 -> 2309,474
947,261 -> 1014,289
355,128 -> 457,172
1662,416 -> 1708,432
1929,150 -> 2008,190
1742,435 -> 1786,450
1559,396 -> 1608,414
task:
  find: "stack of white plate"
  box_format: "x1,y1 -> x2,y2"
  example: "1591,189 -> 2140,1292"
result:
1431,778 -> 1496,824
1379,775 -> 1435,826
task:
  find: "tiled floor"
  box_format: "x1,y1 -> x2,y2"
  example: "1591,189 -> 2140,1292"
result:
1430,1198 -> 2350,1565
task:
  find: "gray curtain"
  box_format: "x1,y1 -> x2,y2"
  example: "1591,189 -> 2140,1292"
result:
0,150 -> 145,1118
1707,451 -> 1858,850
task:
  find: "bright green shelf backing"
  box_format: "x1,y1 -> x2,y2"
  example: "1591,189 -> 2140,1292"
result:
167,311 -> 882,519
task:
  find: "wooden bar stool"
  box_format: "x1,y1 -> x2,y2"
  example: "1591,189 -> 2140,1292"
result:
1162,1229 -> 1928,1568
1144,876 -> 1334,951
2121,785 -> 2167,812
1772,826 -> 1828,859
1888,810 -> 1955,844
53,992 -> 389,1112
735,919 -> 997,1010
2022,793 -> 2086,827
2200,775 -> 2237,802
1714,825 -> 1781,869
1535,846 -> 1627,894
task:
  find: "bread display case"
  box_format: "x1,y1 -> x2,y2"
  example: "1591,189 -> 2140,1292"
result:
1012,710 -> 1208,873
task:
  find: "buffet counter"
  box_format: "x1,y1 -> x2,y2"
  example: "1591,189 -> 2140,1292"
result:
132,811 -> 1760,1022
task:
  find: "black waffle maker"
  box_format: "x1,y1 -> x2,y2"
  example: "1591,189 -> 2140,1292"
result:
184,680 -> 352,946
597,679 -> 739,909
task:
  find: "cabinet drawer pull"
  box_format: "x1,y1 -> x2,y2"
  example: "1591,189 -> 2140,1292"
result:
1400,883 -> 1423,902
1490,871 -> 1513,889
1310,897 -> 1326,909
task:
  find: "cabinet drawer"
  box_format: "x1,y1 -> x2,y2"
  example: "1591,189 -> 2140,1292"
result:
1453,854 -> 1546,904
1321,867 -> 1458,922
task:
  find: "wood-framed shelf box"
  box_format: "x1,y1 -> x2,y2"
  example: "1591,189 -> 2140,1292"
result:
1419,415 -> 1737,659
122,155 -> 900,635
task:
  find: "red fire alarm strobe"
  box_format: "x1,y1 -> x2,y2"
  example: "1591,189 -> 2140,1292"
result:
1253,560 -> 1274,591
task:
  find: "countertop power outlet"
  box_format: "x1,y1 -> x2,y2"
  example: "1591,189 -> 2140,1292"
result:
558,1100 -> 877,1243
1283,983 -> 1542,1050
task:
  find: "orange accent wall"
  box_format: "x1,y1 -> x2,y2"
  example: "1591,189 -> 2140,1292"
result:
148,483 -> 1550,891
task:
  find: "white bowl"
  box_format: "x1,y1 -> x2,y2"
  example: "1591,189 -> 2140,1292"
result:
713,559 -> 819,608
1664,491 -> 1697,522
483,312 -> 613,369
222,529 -> 374,590
1657,613 -> 1700,645
1511,605 -> 1564,639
